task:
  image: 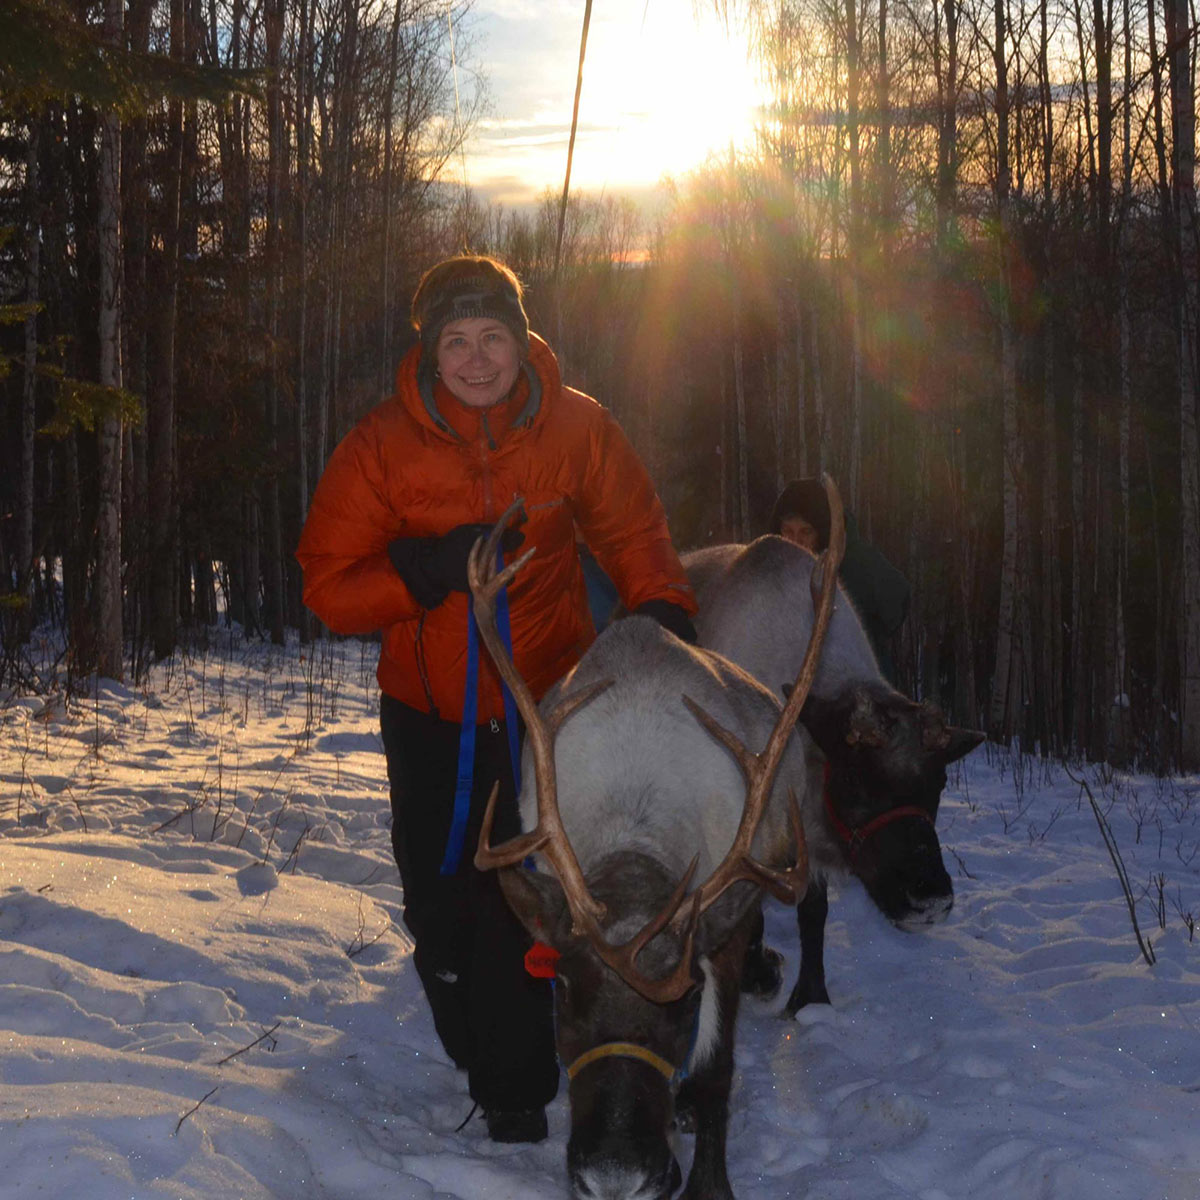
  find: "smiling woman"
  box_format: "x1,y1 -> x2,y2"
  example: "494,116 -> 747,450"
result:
464,0 -> 766,206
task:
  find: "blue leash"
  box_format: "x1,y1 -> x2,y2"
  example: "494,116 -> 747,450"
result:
440,541 -> 522,876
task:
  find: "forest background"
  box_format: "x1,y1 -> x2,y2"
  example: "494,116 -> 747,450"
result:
2,0 -> 1200,773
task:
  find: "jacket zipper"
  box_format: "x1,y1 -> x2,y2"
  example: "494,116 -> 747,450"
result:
481,410 -> 498,452
479,412 -> 496,518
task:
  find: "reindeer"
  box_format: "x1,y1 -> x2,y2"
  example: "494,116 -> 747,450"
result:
683,531 -> 984,1015
465,487 -> 845,1200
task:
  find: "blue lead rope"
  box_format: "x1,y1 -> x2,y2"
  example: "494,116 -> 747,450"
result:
495,570 -> 523,795
440,541 -> 522,876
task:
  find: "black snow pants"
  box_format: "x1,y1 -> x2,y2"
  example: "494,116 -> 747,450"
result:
379,693 -> 559,1113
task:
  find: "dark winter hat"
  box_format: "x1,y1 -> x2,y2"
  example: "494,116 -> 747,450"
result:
411,255 -> 530,357
769,478 -> 832,549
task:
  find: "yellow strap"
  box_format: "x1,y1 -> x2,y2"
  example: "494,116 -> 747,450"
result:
565,1041 -> 677,1082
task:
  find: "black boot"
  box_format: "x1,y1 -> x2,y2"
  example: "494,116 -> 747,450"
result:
485,1107 -> 549,1144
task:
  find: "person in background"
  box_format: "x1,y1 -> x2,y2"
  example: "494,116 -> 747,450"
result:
296,255 -> 697,1145
769,477 -> 910,684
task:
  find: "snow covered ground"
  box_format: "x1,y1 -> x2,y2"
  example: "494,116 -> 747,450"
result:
1,631 -> 1197,1200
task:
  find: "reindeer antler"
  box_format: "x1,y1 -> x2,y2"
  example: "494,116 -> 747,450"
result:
672,473 -> 845,923
468,501 -> 704,1002
468,499 -> 611,934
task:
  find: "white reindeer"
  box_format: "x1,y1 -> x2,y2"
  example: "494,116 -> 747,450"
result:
467,487 -> 846,1200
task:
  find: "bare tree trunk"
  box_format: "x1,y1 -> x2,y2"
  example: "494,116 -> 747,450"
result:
1113,0 -> 1134,760
869,0 -> 895,529
122,0 -> 152,670
989,294 -> 1021,738
876,0 -> 892,252
220,0 -> 261,638
910,436 -> 930,702
1071,338 -> 1089,751
770,346 -> 785,494
17,117 -> 42,641
295,0 -> 314,639
935,0 -> 960,249
793,297 -> 809,473
318,53 -> 343,482
733,328 -> 750,540
149,0 -> 185,659
63,434 -> 90,674
719,373 -> 730,538
242,490 -> 262,635
988,0 -> 1021,739
1089,0 -> 1118,762
1147,0 -> 1172,761
1040,346 -> 1064,754
812,307 -> 829,470
264,0 -> 286,645
380,0 -> 405,396
953,432 -> 979,728
322,0 -> 359,453
1166,0 -> 1200,767
1035,0 -> 1062,755
96,0 -> 126,680
844,0 -> 864,508
1145,431 -> 1169,760
318,214 -> 336,476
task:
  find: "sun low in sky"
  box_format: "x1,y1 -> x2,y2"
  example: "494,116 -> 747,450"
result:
462,0 -> 767,207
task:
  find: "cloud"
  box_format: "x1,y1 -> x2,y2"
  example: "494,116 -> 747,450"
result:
472,118 -> 626,150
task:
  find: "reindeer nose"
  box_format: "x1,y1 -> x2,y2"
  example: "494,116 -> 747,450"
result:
568,1147 -> 680,1200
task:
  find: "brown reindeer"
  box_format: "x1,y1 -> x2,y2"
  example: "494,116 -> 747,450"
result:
466,481 -> 846,1200
684,535 -> 984,1014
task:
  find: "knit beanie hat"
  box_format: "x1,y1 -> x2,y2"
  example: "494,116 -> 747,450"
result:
769,478 -> 832,548
411,256 -> 530,358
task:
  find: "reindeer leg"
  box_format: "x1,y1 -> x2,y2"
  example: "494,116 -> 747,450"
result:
739,903 -> 784,999
783,877 -> 831,1016
680,914 -> 754,1200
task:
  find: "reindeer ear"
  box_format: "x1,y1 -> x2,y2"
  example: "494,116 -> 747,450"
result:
797,691 -> 841,759
942,726 -> 986,764
498,867 -> 570,945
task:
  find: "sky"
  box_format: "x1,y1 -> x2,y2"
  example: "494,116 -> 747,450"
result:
455,1 -> 768,208
1,629 -> 1199,1198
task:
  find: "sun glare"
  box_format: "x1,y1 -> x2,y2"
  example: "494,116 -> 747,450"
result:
467,2 -> 766,206
574,6 -> 764,188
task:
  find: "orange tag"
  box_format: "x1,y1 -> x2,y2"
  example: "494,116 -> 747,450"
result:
525,941 -> 560,979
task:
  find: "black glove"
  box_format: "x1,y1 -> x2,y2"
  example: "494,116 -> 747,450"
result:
635,599 -> 698,644
388,523 -> 524,610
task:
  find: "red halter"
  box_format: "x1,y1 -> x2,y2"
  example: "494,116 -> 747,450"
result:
821,760 -> 936,864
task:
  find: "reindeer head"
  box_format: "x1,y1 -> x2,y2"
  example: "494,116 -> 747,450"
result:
800,683 -> 983,926
500,853 -> 707,1200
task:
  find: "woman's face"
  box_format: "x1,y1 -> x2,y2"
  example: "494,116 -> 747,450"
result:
435,317 -> 522,409
780,515 -> 822,552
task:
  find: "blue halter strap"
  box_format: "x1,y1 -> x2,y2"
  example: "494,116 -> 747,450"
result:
440,540 -> 522,876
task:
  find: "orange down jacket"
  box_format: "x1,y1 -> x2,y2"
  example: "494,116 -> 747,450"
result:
296,333 -> 697,723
